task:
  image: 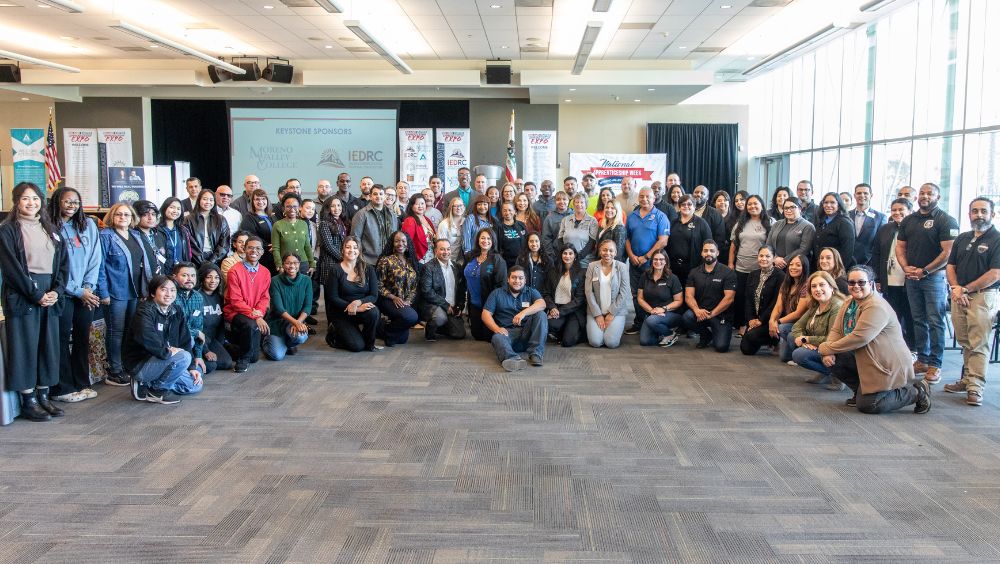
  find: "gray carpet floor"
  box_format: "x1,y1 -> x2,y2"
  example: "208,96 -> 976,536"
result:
1,328 -> 997,563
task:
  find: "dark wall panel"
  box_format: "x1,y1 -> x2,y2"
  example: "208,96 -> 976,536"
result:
55,97 -> 144,171
151,99 -> 230,190
468,99 -> 558,181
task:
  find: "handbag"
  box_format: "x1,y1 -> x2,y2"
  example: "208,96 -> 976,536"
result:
88,318 -> 109,384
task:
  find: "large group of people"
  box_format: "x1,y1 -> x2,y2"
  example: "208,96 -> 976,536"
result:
2,170 -> 995,423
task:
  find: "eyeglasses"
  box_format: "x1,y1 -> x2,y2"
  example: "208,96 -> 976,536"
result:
217,193 -> 233,198
63,200 -> 81,206
846,280 -> 869,287
783,205 -> 798,211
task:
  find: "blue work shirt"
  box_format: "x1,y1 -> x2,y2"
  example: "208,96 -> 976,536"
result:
626,207 -> 671,257
483,284 -> 543,328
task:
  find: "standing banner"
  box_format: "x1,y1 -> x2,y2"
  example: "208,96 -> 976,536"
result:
97,128 -> 133,167
568,152 -> 667,190
435,128 -> 470,191
398,128 -> 433,190
522,130 -> 557,185
108,166 -> 146,204
173,161 -> 191,199
10,128 -> 46,188
63,128 -> 100,206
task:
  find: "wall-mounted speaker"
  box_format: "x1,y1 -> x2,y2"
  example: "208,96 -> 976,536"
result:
0,64 -> 21,83
231,61 -> 262,82
208,65 -> 232,83
263,62 -> 293,84
485,64 -> 511,85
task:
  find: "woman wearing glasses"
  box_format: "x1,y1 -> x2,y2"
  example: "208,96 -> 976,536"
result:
817,265 -> 931,414
765,196 -> 815,271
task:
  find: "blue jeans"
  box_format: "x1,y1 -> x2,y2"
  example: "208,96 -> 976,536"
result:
262,327 -> 309,361
777,322 -> 794,362
791,346 -> 829,376
104,297 -> 137,375
134,350 -> 202,395
906,274 -> 947,368
491,311 -> 547,362
639,312 -> 684,346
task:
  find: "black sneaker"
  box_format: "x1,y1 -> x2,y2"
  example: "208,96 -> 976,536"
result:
845,394 -> 857,408
914,380 -> 932,414
105,372 -> 130,387
305,315 -> 318,326
624,324 -> 640,335
130,375 -> 147,401
234,361 -> 249,373
145,389 -> 180,405
528,354 -> 543,367
695,341 -> 710,349
286,346 -> 298,356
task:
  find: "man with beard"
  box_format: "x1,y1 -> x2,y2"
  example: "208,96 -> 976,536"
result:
796,180 -> 819,224
232,175 -> 260,215
944,198 -> 1000,406
683,239 -> 737,352
427,175 -> 445,211
442,167 -> 473,210
541,191 -> 572,261
482,266 -> 547,372
172,262 -> 207,375
351,185 -> 398,267
581,173 -> 600,214
649,180 -> 678,224
895,182 -> 959,386
616,176 -> 639,214
316,179 -> 333,207
691,185 -> 727,245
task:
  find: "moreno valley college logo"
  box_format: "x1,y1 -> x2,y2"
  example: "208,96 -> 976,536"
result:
317,149 -> 345,168
250,146 -> 296,170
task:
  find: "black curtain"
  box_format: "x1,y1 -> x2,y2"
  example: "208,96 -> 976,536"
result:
152,99 -> 230,190
646,123 -> 738,195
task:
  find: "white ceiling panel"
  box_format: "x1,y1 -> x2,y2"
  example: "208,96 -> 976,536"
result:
446,15 -> 487,29
626,0 -> 670,17
435,0 -> 483,15
664,0 -> 713,16
652,14 -> 698,31
397,0 -> 444,16
484,15 -> 517,29
408,15 -> 456,30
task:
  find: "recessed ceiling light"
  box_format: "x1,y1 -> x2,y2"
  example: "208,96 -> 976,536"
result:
21,97 -> 29,101
662,32 -> 669,37
263,4 -> 274,9
721,4 -> 732,8
569,87 -> 576,91
746,56 -> 756,60
490,3 -> 501,8
564,99 -> 572,102
678,45 -> 687,49
37,3 -> 51,7
325,45 -> 333,48
633,99 -> 641,102
647,88 -> 655,91
500,45 -> 508,49
149,43 -> 159,48
59,36 -> 76,40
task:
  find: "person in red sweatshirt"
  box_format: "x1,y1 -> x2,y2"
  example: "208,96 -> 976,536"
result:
224,235 -> 271,373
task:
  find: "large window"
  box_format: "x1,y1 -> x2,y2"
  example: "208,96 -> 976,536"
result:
750,0 -> 1000,229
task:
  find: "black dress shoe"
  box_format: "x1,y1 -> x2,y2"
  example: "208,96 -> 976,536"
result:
696,341 -> 710,349
286,346 -> 298,356
19,393 -> 51,422
305,315 -> 318,326
36,388 -> 65,417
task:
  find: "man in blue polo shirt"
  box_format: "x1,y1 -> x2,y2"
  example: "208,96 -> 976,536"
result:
625,187 -> 670,334
482,266 -> 548,372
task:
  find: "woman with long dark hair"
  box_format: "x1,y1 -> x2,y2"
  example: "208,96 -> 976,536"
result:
729,194 -> 771,332
740,245 -> 786,355
637,248 -> 685,347
47,187 -> 101,403
514,192 -> 541,235
813,191 -> 856,268
401,193 -> 437,265
186,189 -> 230,266
515,232 -> 548,291
464,227 -> 508,341
240,188 -> 276,273
318,196 -> 348,287
197,262 -> 232,373
497,201 -> 527,269
376,231 -> 420,346
767,186 -> 792,221
542,245 -> 586,347
326,236 -> 381,352
711,190 -> 733,261
462,194 -> 496,255
0,182 -> 68,421
769,254 -> 811,364
158,196 -> 192,264
595,200 -> 627,263
592,188 -> 617,226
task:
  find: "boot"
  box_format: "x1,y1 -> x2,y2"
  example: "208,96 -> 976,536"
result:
36,388 -> 65,417
19,392 -> 51,422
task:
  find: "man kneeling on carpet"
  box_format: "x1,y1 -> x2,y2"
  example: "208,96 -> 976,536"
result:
124,275 -> 203,405
482,265 -> 547,371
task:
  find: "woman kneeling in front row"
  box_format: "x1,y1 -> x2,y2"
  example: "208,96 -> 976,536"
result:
637,248 -> 685,347
585,239 -> 631,348
787,271 -> 845,384
264,251 -> 312,360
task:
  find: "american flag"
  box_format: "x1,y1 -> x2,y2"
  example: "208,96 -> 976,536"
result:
44,112 -> 62,192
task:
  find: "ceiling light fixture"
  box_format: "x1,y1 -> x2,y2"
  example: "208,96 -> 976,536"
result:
343,20 -> 412,74
647,88 -> 655,91
0,47 -> 79,72
263,5 -> 274,9
633,99 -> 640,102
571,21 -> 602,75
678,45 -> 687,49
21,97 -> 30,101
500,45 -> 508,49
721,4 -> 732,8
564,99 -> 572,102
592,0 -> 613,12
324,44 -> 333,48
313,0 -> 343,12
860,0 -> 901,11
59,36 -> 76,40
110,21 -> 246,75
490,3 -> 501,8
568,87 -> 576,91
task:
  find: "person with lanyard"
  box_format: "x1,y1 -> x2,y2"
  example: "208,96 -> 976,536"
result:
375,231 -> 420,346
849,183 -> 886,267
464,227 -> 508,342
462,194 -> 496,255
420,239 -> 467,341
540,190 -> 571,262
559,192 -> 599,269
98,202 -> 152,387
185,190 -> 230,267
739,245 -> 787,356
263,251 -> 312,360
224,236 -> 271,373
124,275 -> 202,405
133,200 -> 171,277
625,188 -> 671,335
765,195 -> 815,270
636,248 -> 685,347
683,239 -> 737,352
788,271 -> 845,384
871,198 -> 915,351
158,197 -> 192,265
351,185 -> 398,268
818,265 -> 931,414
515,232 -> 548,291
482,266 -> 548,372
442,167 -> 474,211
401,193 -> 437,265
197,262 -> 232,374
47,187 -> 102,404
665,195 -> 712,287
240,188 -> 276,273
895,182 -> 959,385
498,201 -> 528,269
943,197 -> 1000,406
0,182 -> 68,421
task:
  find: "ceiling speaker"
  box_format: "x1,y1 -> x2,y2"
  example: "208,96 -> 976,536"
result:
485,64 -> 511,85
231,61 -> 261,82
263,62 -> 293,84
0,64 -> 21,83
208,65 -> 232,83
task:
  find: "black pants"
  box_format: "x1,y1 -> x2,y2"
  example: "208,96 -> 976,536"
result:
330,308 -> 379,352
830,352 -> 919,414
376,297 -> 419,345
5,273 -> 59,391
740,322 -> 777,355
310,271 -> 321,315
682,310 -> 733,353
629,262 -> 647,328
469,304 -> 492,342
227,314 -> 261,363
547,310 -> 584,347
204,338 -> 233,373
734,271 -> 750,328
883,285 -> 915,350
53,296 -> 95,395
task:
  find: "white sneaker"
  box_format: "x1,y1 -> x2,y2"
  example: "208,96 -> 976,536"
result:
786,361 -> 797,366
80,388 -> 98,399
52,391 -> 86,403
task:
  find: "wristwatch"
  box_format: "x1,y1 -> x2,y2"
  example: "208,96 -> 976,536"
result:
922,268 -> 930,277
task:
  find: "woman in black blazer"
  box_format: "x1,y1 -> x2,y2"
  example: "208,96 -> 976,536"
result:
542,244 -> 586,347
740,245 -> 787,355
813,191 -> 856,268
0,182 -> 69,421
184,189 -> 230,266
240,188 -> 277,273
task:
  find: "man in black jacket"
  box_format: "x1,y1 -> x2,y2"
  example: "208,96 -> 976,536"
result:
420,239 -> 467,341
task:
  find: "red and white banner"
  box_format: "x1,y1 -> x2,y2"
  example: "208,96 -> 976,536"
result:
63,128 -> 100,207
97,128 -> 133,168
398,128 -> 433,189
522,130 -> 556,185
568,152 -> 667,190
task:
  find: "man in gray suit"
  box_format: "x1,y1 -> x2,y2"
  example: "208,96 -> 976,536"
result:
350,184 -> 398,267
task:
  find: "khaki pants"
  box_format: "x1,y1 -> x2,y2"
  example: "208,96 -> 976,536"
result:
952,289 -> 1000,392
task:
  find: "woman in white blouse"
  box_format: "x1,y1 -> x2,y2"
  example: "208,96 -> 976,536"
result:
585,239 -> 631,348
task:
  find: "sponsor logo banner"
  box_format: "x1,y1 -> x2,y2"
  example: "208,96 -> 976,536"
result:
435,128 -> 470,191
399,128 -> 433,189
11,128 -> 45,188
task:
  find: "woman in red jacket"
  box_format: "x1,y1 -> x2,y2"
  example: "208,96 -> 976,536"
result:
401,193 -> 436,265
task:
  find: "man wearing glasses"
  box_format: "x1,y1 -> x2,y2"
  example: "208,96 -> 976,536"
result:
232,175 -> 261,215
215,185 -> 242,238
766,195 -> 815,270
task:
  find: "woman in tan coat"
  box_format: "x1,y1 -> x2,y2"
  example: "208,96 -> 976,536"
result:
818,265 -> 932,414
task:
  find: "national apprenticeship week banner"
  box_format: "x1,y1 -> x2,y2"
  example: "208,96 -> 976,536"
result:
521,130 -> 557,185
10,128 -> 45,188
435,128 -> 471,192
229,107 -> 398,194
398,128 -> 433,190
568,152 -> 667,190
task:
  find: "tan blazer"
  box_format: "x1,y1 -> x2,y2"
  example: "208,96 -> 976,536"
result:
818,293 -> 915,394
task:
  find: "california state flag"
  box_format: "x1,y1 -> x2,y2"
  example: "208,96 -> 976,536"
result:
504,110 -> 516,182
